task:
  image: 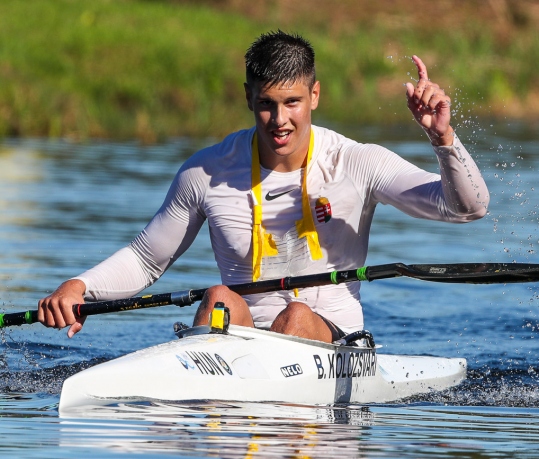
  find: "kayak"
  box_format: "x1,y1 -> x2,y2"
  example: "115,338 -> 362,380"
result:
59,324 -> 466,414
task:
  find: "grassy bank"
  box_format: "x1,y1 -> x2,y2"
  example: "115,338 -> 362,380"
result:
0,0 -> 537,141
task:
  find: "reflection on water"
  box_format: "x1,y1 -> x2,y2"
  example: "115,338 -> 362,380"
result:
60,402 -> 376,458
1,122 -> 539,457
3,399 -> 538,458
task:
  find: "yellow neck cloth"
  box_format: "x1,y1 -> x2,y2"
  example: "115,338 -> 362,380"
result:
251,130 -> 323,281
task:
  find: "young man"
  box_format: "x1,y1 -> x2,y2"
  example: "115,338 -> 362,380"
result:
38,31 -> 489,342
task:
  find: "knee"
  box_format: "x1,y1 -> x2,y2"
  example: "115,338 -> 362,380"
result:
272,302 -> 313,329
270,302 -> 317,336
193,286 -> 232,325
203,285 -> 232,304
280,302 -> 312,321
198,285 -> 237,315
194,285 -> 254,327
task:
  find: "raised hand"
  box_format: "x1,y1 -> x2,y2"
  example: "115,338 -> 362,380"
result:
405,55 -> 454,146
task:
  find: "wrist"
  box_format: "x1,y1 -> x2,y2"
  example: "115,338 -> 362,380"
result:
426,126 -> 455,147
60,279 -> 87,297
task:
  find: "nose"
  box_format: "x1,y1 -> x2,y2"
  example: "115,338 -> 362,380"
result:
272,104 -> 287,127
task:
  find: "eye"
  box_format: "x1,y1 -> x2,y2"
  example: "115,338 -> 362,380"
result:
257,99 -> 272,107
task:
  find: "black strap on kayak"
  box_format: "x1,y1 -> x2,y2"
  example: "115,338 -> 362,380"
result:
334,330 -> 376,348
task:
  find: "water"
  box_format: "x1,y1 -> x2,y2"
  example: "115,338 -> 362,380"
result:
1,121 -> 539,457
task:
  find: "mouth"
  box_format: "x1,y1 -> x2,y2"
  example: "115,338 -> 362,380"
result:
272,129 -> 292,145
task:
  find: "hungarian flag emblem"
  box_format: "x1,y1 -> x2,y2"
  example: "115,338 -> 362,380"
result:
315,197 -> 332,223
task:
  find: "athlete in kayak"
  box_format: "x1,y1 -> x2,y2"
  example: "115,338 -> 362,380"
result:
38,31 -> 489,342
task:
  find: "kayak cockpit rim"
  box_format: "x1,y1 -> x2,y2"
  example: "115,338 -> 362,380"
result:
174,324 -> 380,351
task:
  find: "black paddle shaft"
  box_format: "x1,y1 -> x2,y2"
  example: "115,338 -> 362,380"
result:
2,262 -> 539,328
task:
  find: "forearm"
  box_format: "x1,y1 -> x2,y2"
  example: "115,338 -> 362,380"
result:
434,135 -> 489,219
72,246 -> 154,301
368,137 -> 488,223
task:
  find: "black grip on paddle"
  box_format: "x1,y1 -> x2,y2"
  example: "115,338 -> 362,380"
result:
0,310 -> 38,327
364,263 -> 404,281
76,292 -> 174,317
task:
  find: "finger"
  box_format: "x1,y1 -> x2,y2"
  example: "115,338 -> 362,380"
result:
67,317 -> 86,338
412,55 -> 429,82
405,82 -> 418,111
42,299 -> 58,328
37,298 -> 46,323
420,85 -> 436,109
431,95 -> 452,117
48,300 -> 67,329
412,78 -> 431,106
405,82 -> 415,99
424,90 -> 450,113
419,82 -> 444,108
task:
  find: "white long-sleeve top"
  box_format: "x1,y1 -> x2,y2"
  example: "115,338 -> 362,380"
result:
74,125 -> 489,333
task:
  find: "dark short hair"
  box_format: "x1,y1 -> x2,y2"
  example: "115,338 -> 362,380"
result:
245,30 -> 316,89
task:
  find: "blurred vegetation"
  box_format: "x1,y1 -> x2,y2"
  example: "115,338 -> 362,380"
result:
0,0 -> 537,142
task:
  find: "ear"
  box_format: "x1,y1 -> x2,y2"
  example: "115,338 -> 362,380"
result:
244,83 -> 254,111
310,81 -> 320,110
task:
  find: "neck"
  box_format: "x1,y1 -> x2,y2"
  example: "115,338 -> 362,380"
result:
258,151 -> 307,172
256,133 -> 311,173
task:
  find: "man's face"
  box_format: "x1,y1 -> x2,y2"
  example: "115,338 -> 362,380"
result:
245,78 -> 320,171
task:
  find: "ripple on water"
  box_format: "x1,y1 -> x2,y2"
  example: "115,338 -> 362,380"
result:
1,399 -> 536,458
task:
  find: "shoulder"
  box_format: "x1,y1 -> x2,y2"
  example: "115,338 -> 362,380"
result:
311,124 -> 392,163
182,127 -> 255,171
311,125 -> 353,152
169,128 -> 254,200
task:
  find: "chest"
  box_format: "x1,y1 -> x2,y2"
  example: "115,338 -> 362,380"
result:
203,164 -> 364,257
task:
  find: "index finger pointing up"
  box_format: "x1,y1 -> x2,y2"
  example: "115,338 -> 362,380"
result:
412,55 -> 429,81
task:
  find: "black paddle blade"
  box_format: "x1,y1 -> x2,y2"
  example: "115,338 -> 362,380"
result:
366,263 -> 539,284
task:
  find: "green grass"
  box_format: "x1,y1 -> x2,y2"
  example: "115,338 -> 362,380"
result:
0,0 -> 537,141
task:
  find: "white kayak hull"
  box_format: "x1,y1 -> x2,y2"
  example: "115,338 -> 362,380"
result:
59,325 -> 466,414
